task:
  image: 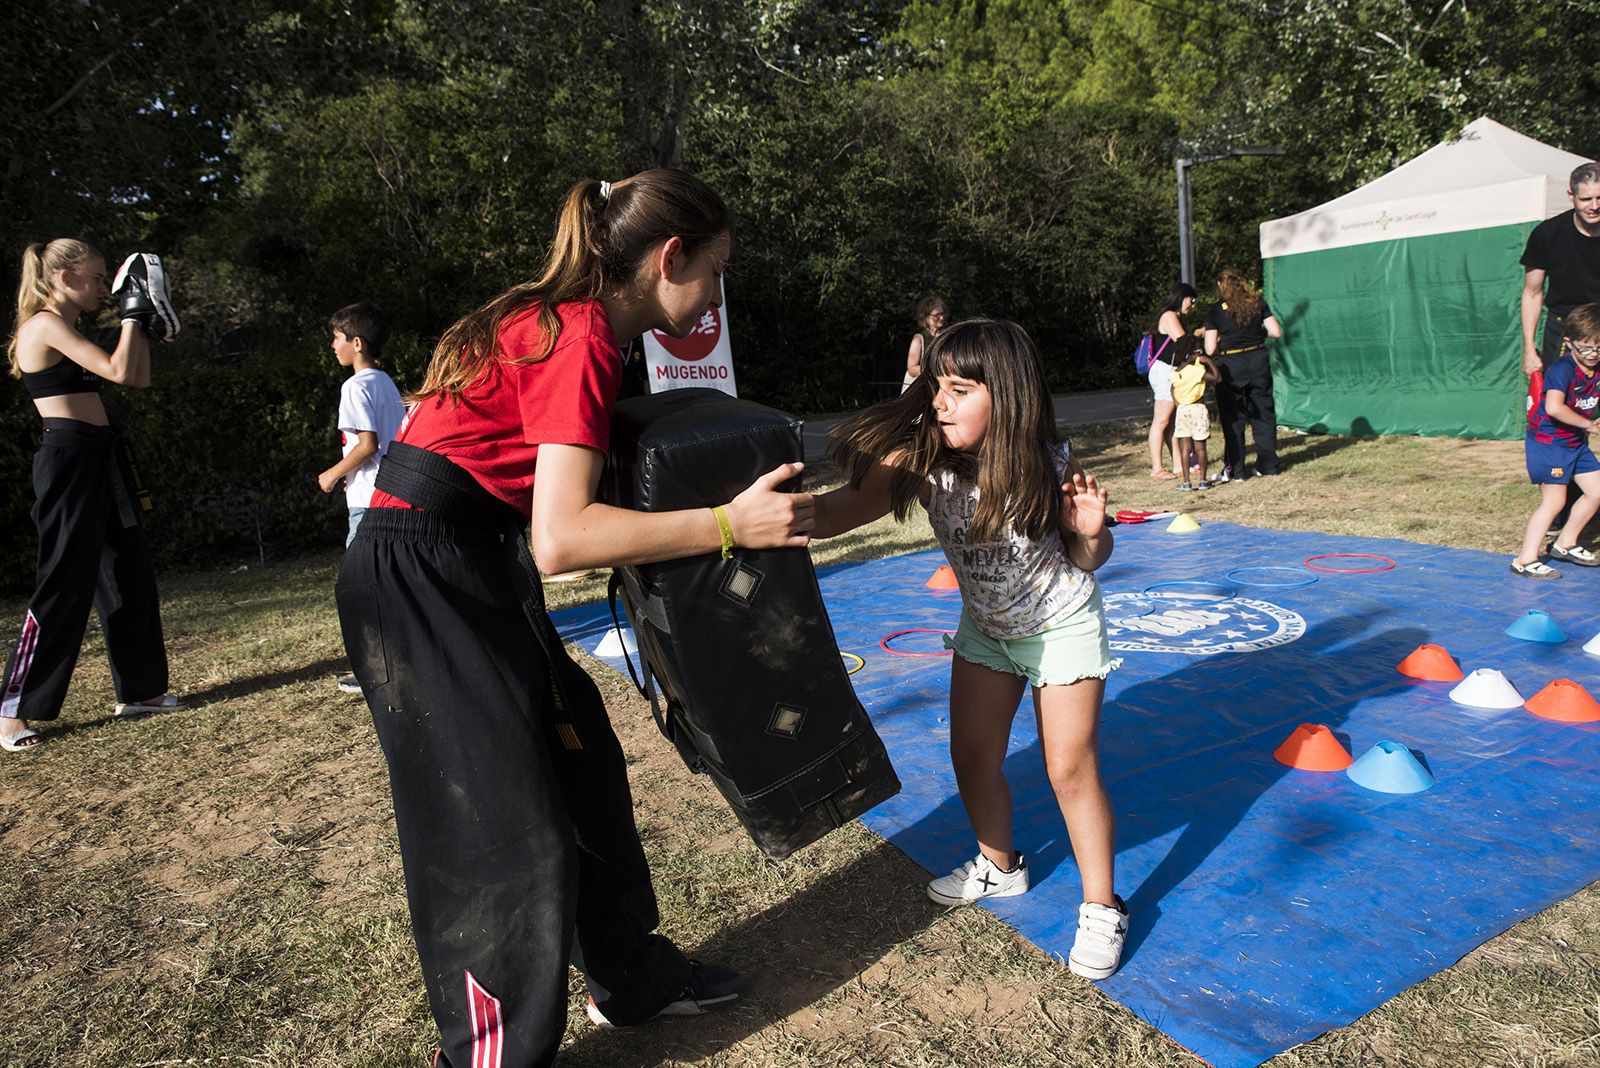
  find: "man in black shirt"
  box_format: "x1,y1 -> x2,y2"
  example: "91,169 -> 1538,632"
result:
1521,162 -> 1600,374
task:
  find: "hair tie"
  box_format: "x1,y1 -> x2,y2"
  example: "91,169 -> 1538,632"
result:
598,180 -> 612,201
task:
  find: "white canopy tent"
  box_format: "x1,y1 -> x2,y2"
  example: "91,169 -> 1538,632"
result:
1260,117 -> 1591,438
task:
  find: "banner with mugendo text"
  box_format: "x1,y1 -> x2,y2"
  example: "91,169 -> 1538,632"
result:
640,292 -> 737,396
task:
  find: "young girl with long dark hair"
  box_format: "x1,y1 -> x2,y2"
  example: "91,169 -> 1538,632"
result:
336,170 -> 813,1066
2,239 -> 181,752
812,318 -> 1129,980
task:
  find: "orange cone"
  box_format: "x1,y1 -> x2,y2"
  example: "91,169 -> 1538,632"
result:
925,565 -> 959,590
1396,643 -> 1464,682
1273,723 -> 1353,771
1524,679 -> 1600,723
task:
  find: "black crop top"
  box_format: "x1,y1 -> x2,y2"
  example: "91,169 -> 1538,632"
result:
21,358 -> 101,399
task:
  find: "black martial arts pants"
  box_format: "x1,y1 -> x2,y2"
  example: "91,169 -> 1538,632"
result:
1,420 -> 168,722
1217,348 -> 1279,477
337,508 -> 688,1068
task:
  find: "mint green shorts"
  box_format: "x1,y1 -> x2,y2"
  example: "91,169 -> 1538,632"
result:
944,585 -> 1122,688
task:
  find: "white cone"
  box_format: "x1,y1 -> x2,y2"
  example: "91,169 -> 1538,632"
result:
594,627 -> 638,657
1584,631 -> 1600,656
1448,668 -> 1524,710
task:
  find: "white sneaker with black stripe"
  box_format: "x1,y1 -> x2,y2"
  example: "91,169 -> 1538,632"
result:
926,851 -> 1028,906
1069,894 -> 1129,980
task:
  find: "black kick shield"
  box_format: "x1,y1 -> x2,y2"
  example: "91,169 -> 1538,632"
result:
604,388 -> 900,858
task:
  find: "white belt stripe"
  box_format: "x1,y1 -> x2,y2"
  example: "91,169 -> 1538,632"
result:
1,611 -> 40,719
465,970 -> 503,1068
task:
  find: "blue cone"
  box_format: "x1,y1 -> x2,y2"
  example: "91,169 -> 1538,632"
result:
1505,609 -> 1567,644
1346,740 -> 1434,794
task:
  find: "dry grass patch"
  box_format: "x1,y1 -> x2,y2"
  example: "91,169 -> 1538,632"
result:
0,421 -> 1596,1066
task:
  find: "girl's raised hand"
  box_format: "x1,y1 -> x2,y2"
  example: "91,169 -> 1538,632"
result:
1061,470 -> 1109,539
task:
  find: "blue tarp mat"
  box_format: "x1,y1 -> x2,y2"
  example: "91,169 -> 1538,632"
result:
549,521 -> 1600,1067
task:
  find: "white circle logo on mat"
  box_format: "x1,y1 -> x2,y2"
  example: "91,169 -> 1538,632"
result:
1103,592 -> 1305,656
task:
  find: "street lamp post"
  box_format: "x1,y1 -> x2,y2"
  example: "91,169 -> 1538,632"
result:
1175,145 -> 1286,286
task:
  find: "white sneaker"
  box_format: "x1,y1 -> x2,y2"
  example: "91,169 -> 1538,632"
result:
926,852 -> 1028,906
1068,894 -> 1129,980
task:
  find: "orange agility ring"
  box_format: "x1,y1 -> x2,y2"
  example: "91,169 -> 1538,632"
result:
1304,553 -> 1396,573
880,628 -> 954,657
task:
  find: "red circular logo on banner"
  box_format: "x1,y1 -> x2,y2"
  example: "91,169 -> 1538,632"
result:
651,306 -> 722,362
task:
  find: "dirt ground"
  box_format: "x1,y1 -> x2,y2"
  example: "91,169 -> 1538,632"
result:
1,419 -> 1597,1066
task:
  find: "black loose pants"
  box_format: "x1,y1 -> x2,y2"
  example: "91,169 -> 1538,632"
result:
1217,348 -> 1279,477
1,420 -> 168,721
337,508 -> 688,1068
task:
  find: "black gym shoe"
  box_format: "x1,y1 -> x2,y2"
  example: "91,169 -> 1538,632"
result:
585,961 -> 741,1028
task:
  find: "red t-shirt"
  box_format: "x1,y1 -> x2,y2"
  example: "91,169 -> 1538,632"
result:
370,300 -> 621,518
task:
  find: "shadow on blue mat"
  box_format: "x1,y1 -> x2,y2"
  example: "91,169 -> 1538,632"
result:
552,520 -> 1600,1067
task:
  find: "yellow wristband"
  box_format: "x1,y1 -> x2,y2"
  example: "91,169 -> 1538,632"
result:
712,505 -> 734,560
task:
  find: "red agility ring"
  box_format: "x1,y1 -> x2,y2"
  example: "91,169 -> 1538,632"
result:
880,628 -> 955,657
1304,553 -> 1397,574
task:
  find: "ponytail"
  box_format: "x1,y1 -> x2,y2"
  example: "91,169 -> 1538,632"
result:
8,238 -> 100,377
414,169 -> 731,403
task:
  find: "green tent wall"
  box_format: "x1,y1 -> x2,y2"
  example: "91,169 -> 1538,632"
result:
1265,223 -> 1533,440
1260,118 -> 1590,441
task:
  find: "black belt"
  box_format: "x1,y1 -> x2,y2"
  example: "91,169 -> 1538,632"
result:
372,441 -> 524,532
39,418 -> 150,524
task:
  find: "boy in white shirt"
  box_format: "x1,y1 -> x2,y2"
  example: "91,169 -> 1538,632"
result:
316,302 -> 405,691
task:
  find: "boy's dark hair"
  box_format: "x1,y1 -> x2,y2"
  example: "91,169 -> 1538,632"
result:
329,302 -> 389,360
1566,304 -> 1600,343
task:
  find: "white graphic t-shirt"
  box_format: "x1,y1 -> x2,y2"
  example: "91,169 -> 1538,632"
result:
926,442 -> 1095,640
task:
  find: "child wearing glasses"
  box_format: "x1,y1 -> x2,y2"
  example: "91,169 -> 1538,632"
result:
1514,302 -> 1600,578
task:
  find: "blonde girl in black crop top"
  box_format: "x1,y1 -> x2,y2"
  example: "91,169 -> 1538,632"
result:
3,239 -> 157,751
8,238 -> 151,428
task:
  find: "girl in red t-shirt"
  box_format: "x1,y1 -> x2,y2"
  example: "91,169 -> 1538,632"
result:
338,170 -> 811,1068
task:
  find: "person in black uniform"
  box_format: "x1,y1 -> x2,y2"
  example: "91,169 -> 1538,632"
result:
337,170 -> 813,1067
1520,162 -> 1600,538
1,239 -> 183,752
1521,162 -> 1600,374
1203,267 -> 1283,479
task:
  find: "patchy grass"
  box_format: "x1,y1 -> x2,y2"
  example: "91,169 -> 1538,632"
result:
1,420 -> 1597,1067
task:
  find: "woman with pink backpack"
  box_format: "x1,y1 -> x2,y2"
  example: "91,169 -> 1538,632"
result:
1143,283 -> 1197,479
